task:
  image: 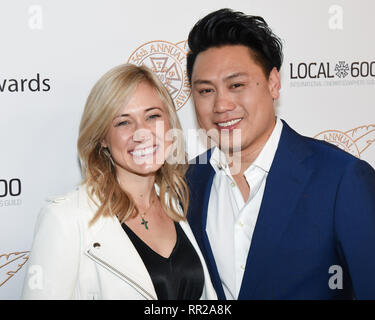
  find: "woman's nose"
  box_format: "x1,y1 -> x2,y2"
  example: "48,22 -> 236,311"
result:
133,126 -> 152,142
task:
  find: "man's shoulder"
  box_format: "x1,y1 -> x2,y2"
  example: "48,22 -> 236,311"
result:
282,121 -> 362,169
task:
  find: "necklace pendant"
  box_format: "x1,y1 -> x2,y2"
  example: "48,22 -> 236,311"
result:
141,217 -> 149,230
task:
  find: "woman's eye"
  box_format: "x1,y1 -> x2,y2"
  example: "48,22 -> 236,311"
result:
115,120 -> 129,127
148,114 -> 162,120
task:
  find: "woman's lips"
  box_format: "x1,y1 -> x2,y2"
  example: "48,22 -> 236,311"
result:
129,145 -> 159,158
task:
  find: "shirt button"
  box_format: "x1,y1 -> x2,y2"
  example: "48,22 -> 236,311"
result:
241,265 -> 245,270
231,182 -> 236,187
238,221 -> 244,227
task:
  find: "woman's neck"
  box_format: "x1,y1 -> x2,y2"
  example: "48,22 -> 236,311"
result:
116,169 -> 156,207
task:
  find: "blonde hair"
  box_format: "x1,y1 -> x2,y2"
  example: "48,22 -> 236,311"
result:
77,63 -> 189,226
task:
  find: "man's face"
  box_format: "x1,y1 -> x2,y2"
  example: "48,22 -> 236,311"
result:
191,45 -> 280,156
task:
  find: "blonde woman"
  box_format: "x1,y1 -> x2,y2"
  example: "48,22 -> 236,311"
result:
22,64 -> 217,300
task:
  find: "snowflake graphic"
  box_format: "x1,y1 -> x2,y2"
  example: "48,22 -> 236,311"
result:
335,61 -> 349,78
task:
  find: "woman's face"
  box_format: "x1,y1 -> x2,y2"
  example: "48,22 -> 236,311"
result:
102,81 -> 171,178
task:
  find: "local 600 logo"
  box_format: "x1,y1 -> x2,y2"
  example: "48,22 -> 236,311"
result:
290,60 -> 375,79
0,178 -> 22,208
0,178 -> 21,197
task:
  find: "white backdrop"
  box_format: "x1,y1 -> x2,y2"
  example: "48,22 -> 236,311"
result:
1,0 -> 374,299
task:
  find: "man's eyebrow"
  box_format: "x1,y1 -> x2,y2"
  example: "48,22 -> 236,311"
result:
192,79 -> 213,86
193,72 -> 249,86
224,72 -> 249,81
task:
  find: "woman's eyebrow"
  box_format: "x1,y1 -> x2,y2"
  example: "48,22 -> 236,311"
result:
114,113 -> 130,119
145,107 -> 163,112
114,107 -> 163,119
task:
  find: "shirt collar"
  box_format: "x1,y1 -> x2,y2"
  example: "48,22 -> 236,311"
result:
209,146 -> 231,176
250,117 -> 283,174
209,117 -> 283,175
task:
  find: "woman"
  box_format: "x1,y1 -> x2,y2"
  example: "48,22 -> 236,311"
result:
22,64 -> 217,300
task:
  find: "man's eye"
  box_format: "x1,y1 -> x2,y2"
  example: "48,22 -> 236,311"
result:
199,88 -> 213,95
230,83 -> 244,89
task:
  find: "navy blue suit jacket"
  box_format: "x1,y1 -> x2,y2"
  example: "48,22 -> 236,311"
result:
186,120 -> 375,299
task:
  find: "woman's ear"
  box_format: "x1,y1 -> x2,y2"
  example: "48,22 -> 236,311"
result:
101,139 -> 108,149
268,67 -> 281,100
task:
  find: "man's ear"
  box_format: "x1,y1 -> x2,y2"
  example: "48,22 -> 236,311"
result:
268,67 -> 281,100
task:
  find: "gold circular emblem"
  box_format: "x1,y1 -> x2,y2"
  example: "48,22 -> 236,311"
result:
314,130 -> 360,158
128,40 -> 191,110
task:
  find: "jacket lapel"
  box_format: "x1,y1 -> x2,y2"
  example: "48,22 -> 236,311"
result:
187,150 -> 227,300
78,186 -> 157,300
238,121 -> 314,299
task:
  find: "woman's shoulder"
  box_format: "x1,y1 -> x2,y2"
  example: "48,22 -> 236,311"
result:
43,186 -> 80,210
40,184 -> 96,222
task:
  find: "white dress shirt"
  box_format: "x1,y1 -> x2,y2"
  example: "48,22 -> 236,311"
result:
206,118 -> 283,299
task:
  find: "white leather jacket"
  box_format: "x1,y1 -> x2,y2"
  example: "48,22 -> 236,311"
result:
21,185 -> 217,300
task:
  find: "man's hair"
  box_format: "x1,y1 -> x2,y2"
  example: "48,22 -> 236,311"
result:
187,8 -> 283,83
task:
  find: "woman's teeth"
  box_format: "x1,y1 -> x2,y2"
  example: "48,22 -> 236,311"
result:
130,146 -> 158,157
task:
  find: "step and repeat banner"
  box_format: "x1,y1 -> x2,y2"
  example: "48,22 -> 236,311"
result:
1,0 -> 374,299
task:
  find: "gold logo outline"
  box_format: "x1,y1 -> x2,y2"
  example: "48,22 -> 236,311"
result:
128,39 -> 191,111
314,124 -> 375,158
0,251 -> 30,287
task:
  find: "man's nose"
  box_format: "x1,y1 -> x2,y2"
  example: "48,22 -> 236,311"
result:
213,91 -> 236,113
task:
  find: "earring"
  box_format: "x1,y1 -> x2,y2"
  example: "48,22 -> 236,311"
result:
101,146 -> 115,166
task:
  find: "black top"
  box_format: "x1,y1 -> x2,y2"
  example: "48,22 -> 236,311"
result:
122,222 -> 204,300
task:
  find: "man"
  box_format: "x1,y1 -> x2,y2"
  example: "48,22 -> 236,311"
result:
185,8 -> 375,299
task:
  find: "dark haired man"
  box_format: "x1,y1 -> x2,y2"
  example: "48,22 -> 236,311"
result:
186,8 -> 375,299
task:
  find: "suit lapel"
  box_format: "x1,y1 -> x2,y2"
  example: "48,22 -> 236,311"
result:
238,121 -> 314,299
187,150 -> 227,300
